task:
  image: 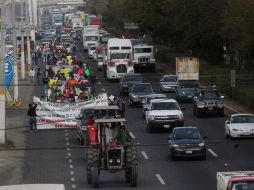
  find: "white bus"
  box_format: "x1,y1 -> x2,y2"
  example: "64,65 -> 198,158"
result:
106,38 -> 134,79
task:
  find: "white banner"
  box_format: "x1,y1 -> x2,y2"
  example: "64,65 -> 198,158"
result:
33,93 -> 108,129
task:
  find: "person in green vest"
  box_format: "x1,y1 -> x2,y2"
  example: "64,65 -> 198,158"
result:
115,123 -> 132,145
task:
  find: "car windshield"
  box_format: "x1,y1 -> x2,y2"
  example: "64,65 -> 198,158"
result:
179,83 -> 199,88
90,47 -> 96,50
163,76 -> 177,82
111,53 -> 130,59
123,76 -> 142,82
173,128 -> 201,140
232,181 -> 254,190
85,36 -> 99,41
231,115 -> 254,123
134,48 -> 152,53
151,102 -> 179,110
200,91 -> 220,100
133,84 -> 153,92
146,97 -> 166,104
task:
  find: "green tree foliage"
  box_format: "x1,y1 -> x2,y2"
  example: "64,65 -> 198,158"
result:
89,0 -> 254,68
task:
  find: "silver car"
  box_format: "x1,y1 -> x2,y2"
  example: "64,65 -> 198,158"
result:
160,75 -> 178,92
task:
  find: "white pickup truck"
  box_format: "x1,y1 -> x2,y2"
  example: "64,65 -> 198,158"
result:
217,171 -> 254,190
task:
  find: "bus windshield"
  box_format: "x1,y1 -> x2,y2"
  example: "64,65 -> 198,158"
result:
111,53 -> 130,59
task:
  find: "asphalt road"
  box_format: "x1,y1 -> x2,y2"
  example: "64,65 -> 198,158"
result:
21,42 -> 254,190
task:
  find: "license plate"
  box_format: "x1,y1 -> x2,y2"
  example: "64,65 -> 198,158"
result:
208,107 -> 213,110
164,125 -> 170,128
186,150 -> 192,154
188,95 -> 192,98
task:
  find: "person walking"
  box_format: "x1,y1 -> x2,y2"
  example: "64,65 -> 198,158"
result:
29,67 -> 35,84
116,96 -> 126,118
27,103 -> 38,132
37,68 -> 41,84
42,73 -> 49,97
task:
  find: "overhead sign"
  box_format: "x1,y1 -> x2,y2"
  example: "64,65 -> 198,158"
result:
33,93 -> 109,129
5,56 -> 14,90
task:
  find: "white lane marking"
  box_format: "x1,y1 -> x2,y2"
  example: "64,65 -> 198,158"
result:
208,148 -> 218,157
155,174 -> 166,185
65,133 -> 69,136
68,153 -> 72,157
71,177 -> 75,182
141,151 -> 149,160
66,148 -> 71,151
69,159 -> 73,163
225,163 -> 228,166
66,142 -> 70,146
70,170 -> 74,175
224,104 -> 240,114
98,82 -> 102,85
65,129 -> 68,132
71,184 -> 76,189
69,165 -> 74,169
66,137 -> 69,141
129,132 -> 135,139
136,142 -> 140,145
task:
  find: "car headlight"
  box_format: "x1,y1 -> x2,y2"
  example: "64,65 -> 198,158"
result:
178,113 -> 184,120
110,71 -> 115,74
109,159 -> 113,163
116,159 -> 121,163
122,84 -> 128,87
197,102 -> 205,108
132,94 -> 138,100
199,142 -> 205,147
172,144 -> 179,148
232,128 -> 239,131
148,115 -> 155,120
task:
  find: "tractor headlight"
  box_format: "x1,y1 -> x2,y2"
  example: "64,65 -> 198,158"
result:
117,159 -> 121,163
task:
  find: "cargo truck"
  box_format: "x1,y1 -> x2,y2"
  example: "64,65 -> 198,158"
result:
217,171 -> 254,190
132,44 -> 156,72
82,26 -> 100,50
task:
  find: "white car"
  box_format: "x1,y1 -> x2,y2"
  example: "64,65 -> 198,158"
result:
146,99 -> 184,133
88,46 -> 97,59
225,114 -> 254,139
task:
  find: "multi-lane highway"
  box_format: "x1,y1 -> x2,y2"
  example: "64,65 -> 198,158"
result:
21,43 -> 254,190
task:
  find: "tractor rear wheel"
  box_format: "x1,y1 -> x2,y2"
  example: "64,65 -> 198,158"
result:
125,146 -> 138,187
92,167 -> 99,188
86,147 -> 99,185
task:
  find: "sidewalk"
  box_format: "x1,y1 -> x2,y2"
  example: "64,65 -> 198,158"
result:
0,60 -> 44,186
156,62 -> 254,115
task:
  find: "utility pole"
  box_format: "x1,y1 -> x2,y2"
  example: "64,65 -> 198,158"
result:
21,0 -> 25,79
12,0 -> 18,100
0,1 -> 6,144
25,0 -> 31,67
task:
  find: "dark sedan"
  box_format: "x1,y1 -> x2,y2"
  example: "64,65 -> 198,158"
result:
168,127 -> 206,160
119,74 -> 142,96
129,83 -> 154,106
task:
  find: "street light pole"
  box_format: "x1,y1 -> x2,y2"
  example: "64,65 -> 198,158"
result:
12,0 -> 19,100
25,0 -> 31,67
21,0 -> 25,79
0,1 -> 6,144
